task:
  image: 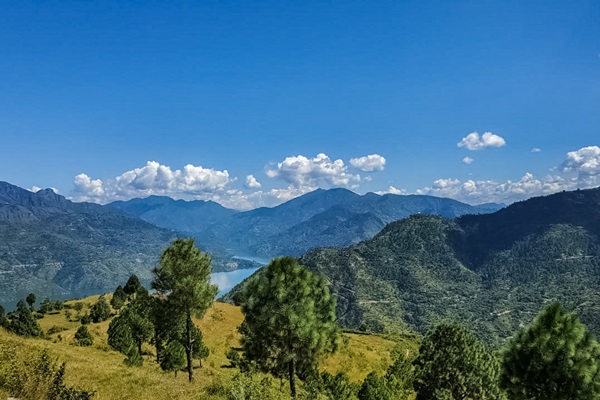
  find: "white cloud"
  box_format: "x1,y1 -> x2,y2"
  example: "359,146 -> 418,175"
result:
561,146 -> 600,182
349,154 -> 386,172
375,186 -> 406,195
457,132 -> 506,151
531,148 -> 542,153
245,175 -> 261,189
416,173 -> 573,205
71,161 -> 233,203
266,153 -> 360,188
462,156 -> 474,165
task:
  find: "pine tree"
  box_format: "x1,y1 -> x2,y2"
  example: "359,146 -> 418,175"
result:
111,285 -> 127,311
501,303 -> 600,400
90,295 -> 111,323
160,340 -> 186,376
26,292 -> 36,309
152,238 -> 217,382
358,372 -> 392,400
123,275 -> 142,297
385,353 -> 414,399
74,324 -> 93,346
7,299 -> 41,337
413,323 -> 504,400
239,257 -> 338,398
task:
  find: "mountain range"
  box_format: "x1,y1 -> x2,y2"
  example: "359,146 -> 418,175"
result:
0,180 -> 501,308
110,188 -> 503,258
224,187 -> 600,345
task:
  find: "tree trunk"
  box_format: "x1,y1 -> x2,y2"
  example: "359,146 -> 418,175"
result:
186,314 -> 194,382
137,340 -> 142,358
289,360 -> 296,398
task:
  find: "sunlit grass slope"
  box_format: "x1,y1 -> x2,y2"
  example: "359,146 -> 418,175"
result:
2,295 -> 418,399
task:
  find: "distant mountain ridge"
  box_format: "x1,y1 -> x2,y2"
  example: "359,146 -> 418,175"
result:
111,188 -> 504,258
0,182 -> 256,308
224,187 -> 600,345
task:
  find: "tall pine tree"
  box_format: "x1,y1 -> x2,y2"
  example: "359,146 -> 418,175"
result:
152,238 -> 217,382
501,303 -> 600,400
239,257 -> 338,398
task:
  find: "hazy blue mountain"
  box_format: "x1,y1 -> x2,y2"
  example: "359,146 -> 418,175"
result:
224,187 -> 600,345
0,182 -> 255,308
234,190 -> 504,257
109,195 -> 238,233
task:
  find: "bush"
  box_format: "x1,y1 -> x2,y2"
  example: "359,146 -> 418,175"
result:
0,344 -> 94,399
74,325 -> 93,347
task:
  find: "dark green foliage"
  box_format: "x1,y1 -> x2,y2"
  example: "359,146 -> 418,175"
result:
89,296 -> 111,323
123,275 -> 142,297
107,294 -> 153,365
152,238 -> 217,382
385,353 -> 414,398
26,293 -> 36,309
226,348 -> 241,368
74,325 -> 93,347
160,340 -> 186,376
239,257 -> 338,397
80,313 -> 92,325
501,303 -> 600,400
39,298 -> 65,315
308,371 -> 360,400
111,285 -> 127,310
358,372 -> 392,400
124,345 -> 143,367
0,305 -> 7,328
413,323 -> 504,400
7,300 -> 41,337
107,313 -> 133,353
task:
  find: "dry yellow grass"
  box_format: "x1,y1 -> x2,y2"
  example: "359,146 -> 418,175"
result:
2,296 -> 417,399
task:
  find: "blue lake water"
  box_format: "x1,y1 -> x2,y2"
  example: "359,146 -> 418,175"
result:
211,255 -> 269,296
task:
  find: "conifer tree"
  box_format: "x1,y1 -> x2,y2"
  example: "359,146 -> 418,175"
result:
89,295 -> 111,323
358,372 -> 392,400
501,303 -> 600,400
111,285 -> 127,311
239,257 -> 338,398
160,340 -> 186,377
152,238 -> 217,382
123,275 -> 142,297
7,299 -> 41,337
26,292 -> 36,309
74,324 -> 93,346
413,323 -> 504,400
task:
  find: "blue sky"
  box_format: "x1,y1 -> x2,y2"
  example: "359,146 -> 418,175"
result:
1,1 -> 599,209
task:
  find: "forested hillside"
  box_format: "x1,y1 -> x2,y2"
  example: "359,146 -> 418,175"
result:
226,187 -> 600,345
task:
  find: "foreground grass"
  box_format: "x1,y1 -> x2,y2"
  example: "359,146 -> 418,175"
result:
2,295 -> 417,399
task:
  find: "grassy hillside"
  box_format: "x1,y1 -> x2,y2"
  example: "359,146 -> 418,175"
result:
0,295 -> 416,400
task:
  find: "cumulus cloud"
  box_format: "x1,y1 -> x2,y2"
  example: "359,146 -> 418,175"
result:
457,132 -> 506,151
349,154 -> 386,172
462,156 -> 474,165
266,153 -> 360,188
416,173 -> 572,205
245,175 -> 261,189
561,146 -> 600,186
375,186 -> 406,195
531,148 -> 542,153
71,161 -> 233,203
